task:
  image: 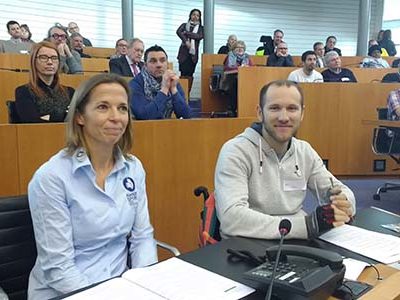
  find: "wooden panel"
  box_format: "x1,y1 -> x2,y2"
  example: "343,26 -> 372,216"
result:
83,47 -> 115,58
0,53 -> 30,71
81,58 -> 110,73
0,125 -> 19,196
352,68 -> 398,83
17,124 -> 66,193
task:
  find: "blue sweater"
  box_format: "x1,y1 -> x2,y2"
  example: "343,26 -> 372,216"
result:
129,73 -> 191,120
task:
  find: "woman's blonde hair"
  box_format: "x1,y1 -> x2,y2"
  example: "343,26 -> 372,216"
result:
65,73 -> 133,157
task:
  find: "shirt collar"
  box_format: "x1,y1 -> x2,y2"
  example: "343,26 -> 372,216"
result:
71,147 -> 129,174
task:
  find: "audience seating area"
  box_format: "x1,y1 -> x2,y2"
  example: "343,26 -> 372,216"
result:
1,48 -> 400,253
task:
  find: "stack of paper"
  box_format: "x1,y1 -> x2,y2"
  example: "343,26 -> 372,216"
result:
319,224 -> 400,264
67,257 -> 255,300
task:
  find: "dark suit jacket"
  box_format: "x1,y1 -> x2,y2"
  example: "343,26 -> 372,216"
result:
109,56 -> 143,77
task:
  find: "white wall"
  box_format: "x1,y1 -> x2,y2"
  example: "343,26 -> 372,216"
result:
0,0 -> 384,98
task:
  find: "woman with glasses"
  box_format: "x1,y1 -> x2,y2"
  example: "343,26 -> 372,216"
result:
47,25 -> 83,74
15,41 -> 75,123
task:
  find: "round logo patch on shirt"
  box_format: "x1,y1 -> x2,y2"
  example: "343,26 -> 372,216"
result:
123,177 -> 135,192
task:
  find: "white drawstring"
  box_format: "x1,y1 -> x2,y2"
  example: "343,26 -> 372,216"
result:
259,137 -> 263,174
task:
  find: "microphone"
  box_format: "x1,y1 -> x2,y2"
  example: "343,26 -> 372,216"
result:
265,219 -> 292,300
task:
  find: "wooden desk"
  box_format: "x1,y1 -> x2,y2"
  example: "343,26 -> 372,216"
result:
362,119 -> 400,127
83,47 -> 114,58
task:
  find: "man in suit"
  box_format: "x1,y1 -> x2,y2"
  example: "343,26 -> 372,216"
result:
109,38 -> 144,78
313,42 -> 325,68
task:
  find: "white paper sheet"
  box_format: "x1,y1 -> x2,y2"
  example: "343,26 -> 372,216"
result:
122,257 -> 255,300
343,258 -> 369,281
319,224 -> 400,264
65,277 -> 164,300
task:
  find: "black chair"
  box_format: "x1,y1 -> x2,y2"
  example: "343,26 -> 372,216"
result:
5,101 -> 21,124
0,195 -> 37,300
372,107 -> 400,200
0,194 -> 179,300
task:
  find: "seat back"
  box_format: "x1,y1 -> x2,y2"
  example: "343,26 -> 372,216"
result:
209,65 -> 225,93
6,101 -> 21,124
194,186 -> 221,247
0,195 -> 37,300
377,107 -> 389,120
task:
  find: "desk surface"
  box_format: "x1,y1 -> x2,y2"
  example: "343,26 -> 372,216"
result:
179,207 -> 400,300
362,119 -> 400,128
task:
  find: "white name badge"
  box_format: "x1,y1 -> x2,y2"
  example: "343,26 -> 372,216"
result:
283,178 -> 307,191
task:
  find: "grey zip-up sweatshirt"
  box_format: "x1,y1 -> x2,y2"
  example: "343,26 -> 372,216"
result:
214,124 -> 356,240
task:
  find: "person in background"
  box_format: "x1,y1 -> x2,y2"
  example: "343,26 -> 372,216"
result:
266,41 -> 294,67
256,29 -> 284,56
214,80 -> 355,239
369,39 -> 388,56
129,45 -> 191,120
218,34 -> 237,54
27,73 -> 157,300
48,25 -> 82,74
70,32 -> 91,58
324,36 -> 342,56
20,24 -> 34,44
379,29 -> 397,56
176,8 -> 204,95
109,38 -> 144,78
313,42 -> 325,68
109,38 -> 128,60
321,51 -> 357,82
360,45 -> 390,68
15,41 -> 74,123
67,22 -> 92,47
223,40 -> 254,116
288,50 -> 323,83
387,87 -> 400,120
382,64 -> 400,83
0,20 -> 32,53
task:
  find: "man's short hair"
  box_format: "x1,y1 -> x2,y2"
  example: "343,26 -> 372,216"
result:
128,38 -> 143,49
324,50 -> 339,65
259,80 -> 304,109
273,29 -> 284,36
6,20 -> 19,31
301,50 -> 316,62
313,42 -> 324,51
70,32 -> 83,39
144,45 -> 168,62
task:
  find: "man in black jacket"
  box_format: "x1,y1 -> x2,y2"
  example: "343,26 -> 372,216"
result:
109,38 -> 144,77
266,42 -> 294,67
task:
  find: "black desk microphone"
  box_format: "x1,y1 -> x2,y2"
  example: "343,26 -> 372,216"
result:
265,219 -> 292,300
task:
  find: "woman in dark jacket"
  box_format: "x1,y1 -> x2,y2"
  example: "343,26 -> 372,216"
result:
176,8 -> 204,94
15,41 -> 74,123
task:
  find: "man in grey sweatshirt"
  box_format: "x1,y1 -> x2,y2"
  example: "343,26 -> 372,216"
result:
214,80 -> 355,240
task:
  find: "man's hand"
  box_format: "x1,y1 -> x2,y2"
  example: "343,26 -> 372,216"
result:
331,205 -> 350,227
328,186 -> 353,217
161,70 -> 179,95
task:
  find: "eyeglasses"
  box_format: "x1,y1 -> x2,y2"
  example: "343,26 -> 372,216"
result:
36,55 -> 59,63
51,33 -> 67,40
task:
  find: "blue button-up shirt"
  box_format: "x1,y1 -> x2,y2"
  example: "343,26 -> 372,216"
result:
27,148 -> 157,300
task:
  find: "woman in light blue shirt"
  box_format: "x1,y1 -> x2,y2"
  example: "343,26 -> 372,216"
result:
27,73 -> 157,300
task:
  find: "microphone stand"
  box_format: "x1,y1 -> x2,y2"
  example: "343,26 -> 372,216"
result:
265,231 -> 286,300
